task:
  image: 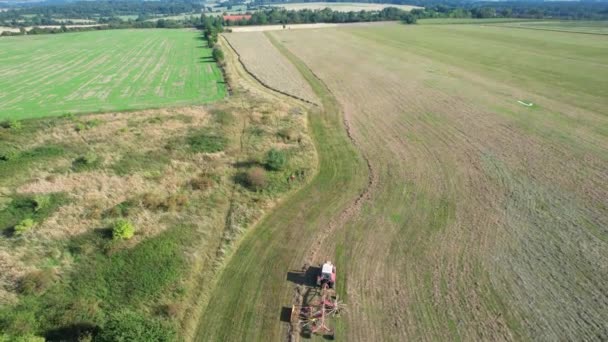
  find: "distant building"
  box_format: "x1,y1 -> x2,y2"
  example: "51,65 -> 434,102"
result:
223,14 -> 252,22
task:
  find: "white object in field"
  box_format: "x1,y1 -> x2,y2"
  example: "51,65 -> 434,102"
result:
322,262 -> 334,275
518,100 -> 533,107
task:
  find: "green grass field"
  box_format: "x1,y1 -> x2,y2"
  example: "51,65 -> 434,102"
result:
0,29 -> 225,120
497,20 -> 608,34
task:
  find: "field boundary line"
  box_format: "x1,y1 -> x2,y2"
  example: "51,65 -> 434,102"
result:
220,34 -> 319,107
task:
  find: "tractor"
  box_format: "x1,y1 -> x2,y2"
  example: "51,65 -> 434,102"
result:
290,261 -> 343,338
317,261 -> 336,289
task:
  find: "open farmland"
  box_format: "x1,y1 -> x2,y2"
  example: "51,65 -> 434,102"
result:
496,20 -> 608,34
195,23 -> 608,341
0,29 -> 225,120
223,32 -> 318,104
0,28 -> 319,340
270,2 -> 420,12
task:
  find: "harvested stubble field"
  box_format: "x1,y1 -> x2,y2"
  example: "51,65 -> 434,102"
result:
223,32 -> 319,104
196,23 -> 608,341
0,29 -> 225,120
0,32 -> 317,340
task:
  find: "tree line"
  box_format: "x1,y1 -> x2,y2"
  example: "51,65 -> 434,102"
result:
223,7 -> 417,26
249,0 -> 608,20
0,17 -> 206,37
0,0 -> 202,20
410,1 -> 608,20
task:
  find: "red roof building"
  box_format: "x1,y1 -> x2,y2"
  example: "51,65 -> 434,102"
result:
223,14 -> 252,22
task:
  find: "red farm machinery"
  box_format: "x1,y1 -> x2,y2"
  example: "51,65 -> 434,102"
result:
289,261 -> 345,339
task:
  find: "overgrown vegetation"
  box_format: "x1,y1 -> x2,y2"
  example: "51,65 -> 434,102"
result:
111,219 -> 135,240
0,193 -> 68,232
71,152 -> 101,172
187,130 -> 228,153
96,310 -> 176,342
212,47 -> 225,64
266,148 -> 287,171
0,18 -> 317,342
0,58 -> 316,340
13,218 -> 36,236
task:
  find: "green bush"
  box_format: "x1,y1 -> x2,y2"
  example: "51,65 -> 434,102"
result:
96,310 -> 176,342
14,218 -> 35,236
33,195 -> 50,212
72,152 -> 100,172
187,131 -> 227,153
0,145 -> 19,161
1,119 -> 22,130
0,334 -> 44,342
112,219 -> 135,240
212,47 -> 224,63
266,148 -> 287,171
74,119 -> 102,132
0,193 -> 68,232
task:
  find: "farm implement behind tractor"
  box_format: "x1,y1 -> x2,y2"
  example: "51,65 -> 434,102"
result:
290,261 -> 345,339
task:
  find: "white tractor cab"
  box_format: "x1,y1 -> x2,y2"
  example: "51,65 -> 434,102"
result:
317,261 -> 337,288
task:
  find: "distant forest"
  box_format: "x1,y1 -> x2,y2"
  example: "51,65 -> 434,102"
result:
0,1 -> 202,21
411,1 -> 608,20
1,0 -> 607,32
253,0 -> 608,20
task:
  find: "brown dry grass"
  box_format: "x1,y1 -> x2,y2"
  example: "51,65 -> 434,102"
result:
224,32 -> 319,105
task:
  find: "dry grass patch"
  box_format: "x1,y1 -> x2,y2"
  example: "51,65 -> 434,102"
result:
224,32 -> 319,105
